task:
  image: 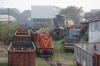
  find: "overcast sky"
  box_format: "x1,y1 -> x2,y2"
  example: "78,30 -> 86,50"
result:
0,0 -> 100,12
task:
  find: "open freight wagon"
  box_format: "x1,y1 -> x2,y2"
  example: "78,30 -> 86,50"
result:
14,31 -> 30,41
16,27 -> 28,31
8,41 -> 36,66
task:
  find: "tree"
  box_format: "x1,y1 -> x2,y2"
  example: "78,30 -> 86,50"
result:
59,6 -> 83,24
9,8 -> 21,22
84,12 -> 95,20
0,23 -> 17,44
21,10 -> 31,22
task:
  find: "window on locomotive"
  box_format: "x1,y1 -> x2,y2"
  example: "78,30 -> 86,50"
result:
57,31 -> 60,35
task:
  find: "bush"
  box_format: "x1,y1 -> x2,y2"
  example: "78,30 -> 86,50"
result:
0,63 -> 8,66
0,23 -> 17,44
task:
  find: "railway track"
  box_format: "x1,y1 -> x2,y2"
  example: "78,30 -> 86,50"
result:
41,57 -> 62,66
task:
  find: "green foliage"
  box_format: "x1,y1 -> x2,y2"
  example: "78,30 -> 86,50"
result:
69,64 -> 77,66
60,6 -> 83,24
52,40 -> 75,65
42,25 -> 54,35
0,8 -> 31,22
0,63 -> 8,66
0,23 -> 17,44
21,10 -> 31,22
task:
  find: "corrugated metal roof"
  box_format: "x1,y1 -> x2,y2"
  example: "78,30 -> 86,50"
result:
81,19 -> 100,24
0,15 -> 16,22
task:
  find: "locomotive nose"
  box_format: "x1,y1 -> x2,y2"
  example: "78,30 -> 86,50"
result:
44,49 -> 48,53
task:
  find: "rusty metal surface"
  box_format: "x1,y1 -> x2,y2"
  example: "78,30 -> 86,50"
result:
93,51 -> 100,66
8,51 -> 35,66
64,40 -> 76,51
52,25 -> 68,40
31,28 -> 40,33
64,46 -> 74,51
14,36 -> 30,41
16,27 -> 28,30
14,31 -> 30,41
16,27 -> 28,32
15,32 -> 29,35
8,41 -> 35,66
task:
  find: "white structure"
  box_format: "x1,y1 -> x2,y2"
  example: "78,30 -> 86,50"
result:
82,19 -> 100,43
79,11 -> 85,24
88,20 -> 100,43
0,15 -> 16,22
74,44 -> 100,66
31,5 -> 61,22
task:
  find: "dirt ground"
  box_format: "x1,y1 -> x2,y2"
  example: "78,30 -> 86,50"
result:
0,57 -> 8,63
0,42 -> 8,63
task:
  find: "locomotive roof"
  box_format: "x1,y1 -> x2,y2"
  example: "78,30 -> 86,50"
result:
38,31 -> 50,36
55,25 -> 64,29
70,28 -> 82,31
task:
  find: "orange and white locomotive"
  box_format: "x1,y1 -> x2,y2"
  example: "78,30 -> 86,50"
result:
33,30 -> 53,56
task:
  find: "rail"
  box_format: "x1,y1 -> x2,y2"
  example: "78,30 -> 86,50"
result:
41,57 -> 62,66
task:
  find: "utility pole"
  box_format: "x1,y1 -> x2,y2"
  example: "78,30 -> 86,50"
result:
8,8 -> 9,23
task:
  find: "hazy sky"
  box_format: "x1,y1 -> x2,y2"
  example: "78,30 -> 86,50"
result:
0,0 -> 100,12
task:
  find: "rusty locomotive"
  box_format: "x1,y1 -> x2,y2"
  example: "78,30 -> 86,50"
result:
52,15 -> 74,40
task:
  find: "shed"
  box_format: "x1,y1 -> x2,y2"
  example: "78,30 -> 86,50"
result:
81,19 -> 100,43
52,15 -> 74,26
0,15 -> 16,23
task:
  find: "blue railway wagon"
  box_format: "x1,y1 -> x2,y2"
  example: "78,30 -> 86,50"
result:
65,35 -> 78,42
68,29 -> 82,37
26,22 -> 33,28
65,29 -> 83,42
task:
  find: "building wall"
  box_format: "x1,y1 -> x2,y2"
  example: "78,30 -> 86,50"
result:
95,11 -> 100,19
96,44 -> 100,51
79,11 -> 85,23
91,9 -> 100,14
32,19 -> 52,22
31,5 -> 60,19
0,15 -> 16,22
89,21 -> 100,43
